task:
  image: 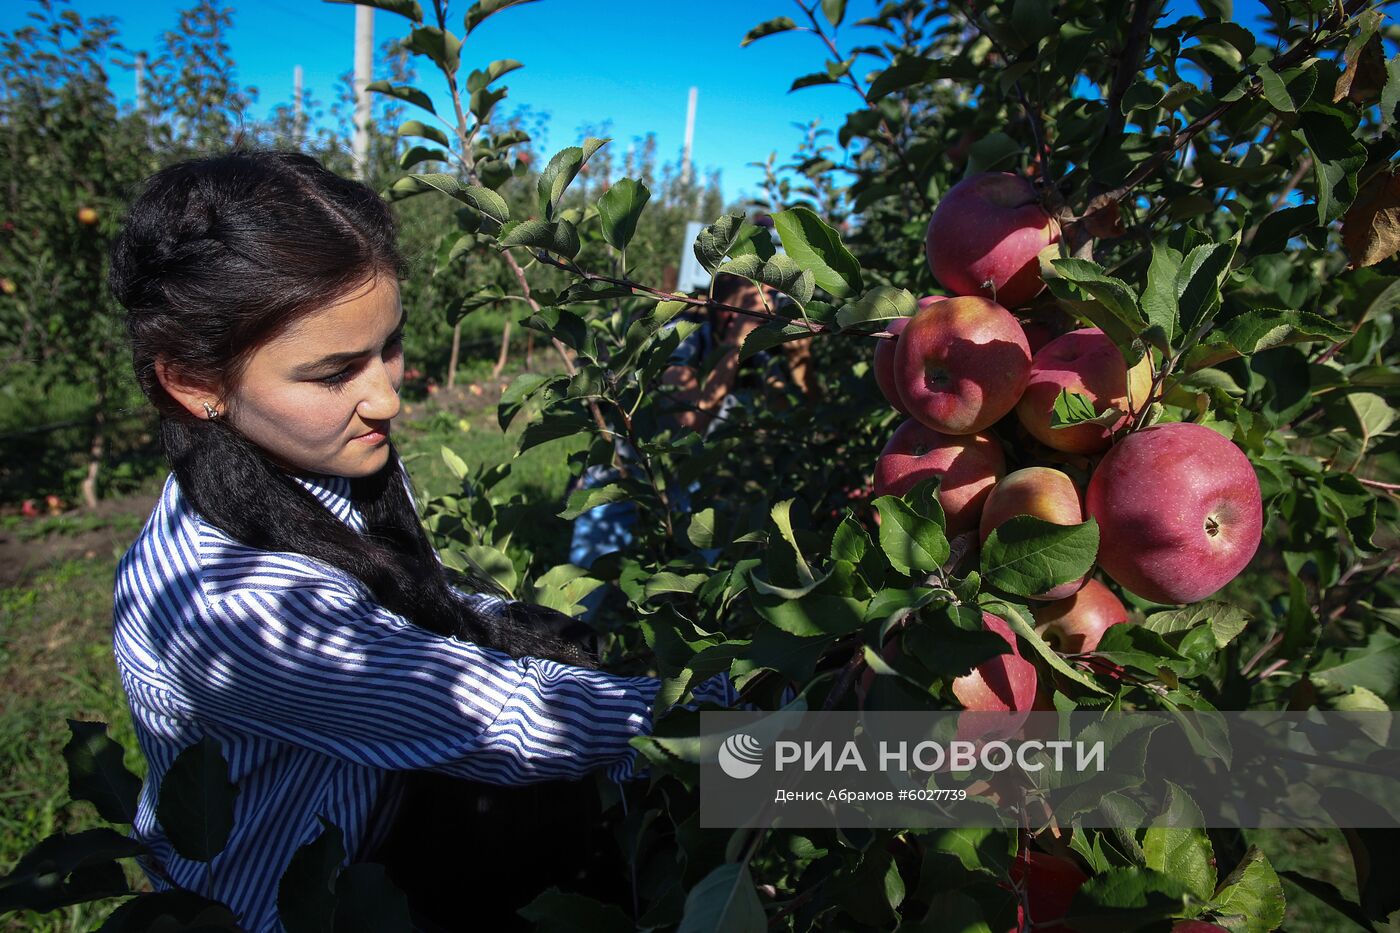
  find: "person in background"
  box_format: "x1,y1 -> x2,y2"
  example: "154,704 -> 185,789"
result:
106,149 -> 737,933
567,275 -> 821,609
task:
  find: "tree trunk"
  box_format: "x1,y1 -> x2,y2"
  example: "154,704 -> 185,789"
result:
446,321 -> 462,389
524,330 -> 534,371
491,320 -> 511,380
81,378 -> 107,509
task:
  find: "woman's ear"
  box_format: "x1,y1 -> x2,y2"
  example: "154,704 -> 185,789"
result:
154,355 -> 224,420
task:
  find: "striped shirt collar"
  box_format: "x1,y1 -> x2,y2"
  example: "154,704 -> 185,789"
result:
283,470 -> 358,528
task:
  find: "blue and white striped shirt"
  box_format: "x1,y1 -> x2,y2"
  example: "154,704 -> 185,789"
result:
111,467 -> 736,932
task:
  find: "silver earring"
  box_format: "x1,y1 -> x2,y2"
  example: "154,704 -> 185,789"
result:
202,401 -> 221,420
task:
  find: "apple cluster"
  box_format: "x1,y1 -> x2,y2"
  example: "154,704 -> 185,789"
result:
869,171 -> 1264,710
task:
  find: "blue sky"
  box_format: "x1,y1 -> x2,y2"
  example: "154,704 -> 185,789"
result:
2,0 -> 1266,203
1,0 -> 894,203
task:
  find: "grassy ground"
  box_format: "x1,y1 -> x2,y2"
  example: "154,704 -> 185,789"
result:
0,352 -> 1393,931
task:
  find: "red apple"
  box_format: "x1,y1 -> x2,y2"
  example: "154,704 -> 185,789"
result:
1033,579 -> 1129,653
872,419 -> 1005,535
952,612 -> 1037,712
21,499 -> 39,518
1016,327 -> 1154,455
1003,851 -> 1089,933
893,295 -> 1032,435
1086,423 -> 1263,604
873,296 -> 945,415
979,467 -> 1087,600
0,277 -> 15,296
76,206 -> 99,226
925,172 -> 1060,309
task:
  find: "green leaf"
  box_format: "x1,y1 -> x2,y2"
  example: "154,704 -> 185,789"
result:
1218,308 -> 1348,354
498,219 -> 580,258
325,0 -> 423,24
461,544 -> 517,594
1257,63 -> 1294,112
396,119 -> 450,147
528,565 -> 604,617
596,178 -> 651,251
558,483 -> 627,520
157,736 -> 237,862
739,320 -> 816,363
518,888 -> 635,933
1050,388 -> 1121,429
833,286 -> 916,330
278,817 -> 346,933
687,508 -> 718,549
980,516 -> 1099,598
364,80 -> 435,116
466,58 -> 523,93
771,206 -> 863,298
1212,846 -> 1285,933
410,175 -> 511,226
872,479 -> 950,576
463,0 -> 538,35
821,0 -> 846,27
537,138 -> 610,221
867,55 -> 947,101
497,372 -> 559,430
1297,104 -> 1366,224
741,16 -> 798,47
0,828 -> 142,914
1012,0 -> 1056,44
694,210 -> 747,274
986,599 -> 1109,695
405,25 -> 462,73
1143,601 -> 1250,648
1310,633 -> 1400,695
1047,258 -> 1148,361
399,145 -> 447,171
1064,867 -> 1192,933
755,253 -> 815,307
1142,783 -> 1216,901
440,445 -> 469,480
830,514 -> 869,564
1175,235 -> 1239,336
769,498 -> 816,585
1142,241 -> 1182,347
469,85 -> 508,123
331,862 -> 417,931
61,721 -> 141,826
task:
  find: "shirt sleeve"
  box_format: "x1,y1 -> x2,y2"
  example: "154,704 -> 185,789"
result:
166,575 -> 678,785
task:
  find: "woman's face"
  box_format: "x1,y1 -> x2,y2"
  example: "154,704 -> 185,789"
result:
217,273 -> 405,479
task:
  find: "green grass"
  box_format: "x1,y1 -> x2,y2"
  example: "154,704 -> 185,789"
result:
0,557 -> 150,932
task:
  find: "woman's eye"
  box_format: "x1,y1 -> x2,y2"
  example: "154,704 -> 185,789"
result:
320,367 -> 353,387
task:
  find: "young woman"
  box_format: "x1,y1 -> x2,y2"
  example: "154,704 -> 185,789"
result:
108,149 -> 737,932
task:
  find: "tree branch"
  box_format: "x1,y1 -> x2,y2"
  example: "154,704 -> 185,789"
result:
526,249 -> 898,340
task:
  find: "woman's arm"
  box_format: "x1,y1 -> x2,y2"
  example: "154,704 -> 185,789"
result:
164,576 -> 734,785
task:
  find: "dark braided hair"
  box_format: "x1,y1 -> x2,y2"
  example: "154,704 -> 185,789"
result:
109,149 -> 596,668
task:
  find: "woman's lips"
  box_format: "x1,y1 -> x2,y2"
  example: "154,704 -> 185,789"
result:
352,427 -> 388,444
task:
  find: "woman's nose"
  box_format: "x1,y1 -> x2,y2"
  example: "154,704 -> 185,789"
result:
360,360 -> 402,422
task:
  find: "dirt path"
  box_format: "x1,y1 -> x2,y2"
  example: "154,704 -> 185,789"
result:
0,491 -> 159,589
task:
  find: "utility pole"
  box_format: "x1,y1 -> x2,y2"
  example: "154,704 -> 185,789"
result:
134,51 -> 147,112
681,86 -> 697,187
293,65 -> 305,146
353,6 -> 374,179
